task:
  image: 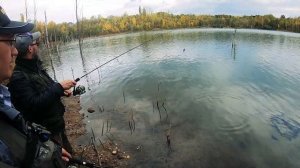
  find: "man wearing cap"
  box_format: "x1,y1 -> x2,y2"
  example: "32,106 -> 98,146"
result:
8,31 -> 76,153
0,6 -> 72,167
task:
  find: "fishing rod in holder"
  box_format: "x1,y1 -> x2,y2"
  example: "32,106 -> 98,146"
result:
73,38 -> 153,95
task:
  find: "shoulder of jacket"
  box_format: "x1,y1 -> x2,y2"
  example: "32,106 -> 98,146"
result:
10,70 -> 30,82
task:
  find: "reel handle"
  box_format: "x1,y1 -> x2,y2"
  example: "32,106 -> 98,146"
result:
73,78 -> 80,95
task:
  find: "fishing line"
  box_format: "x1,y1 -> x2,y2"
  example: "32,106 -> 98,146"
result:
74,38 -> 153,82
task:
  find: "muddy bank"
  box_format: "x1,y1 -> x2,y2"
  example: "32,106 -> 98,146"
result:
63,96 -> 129,167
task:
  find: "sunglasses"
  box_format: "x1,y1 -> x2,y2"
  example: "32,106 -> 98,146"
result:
0,39 -> 16,47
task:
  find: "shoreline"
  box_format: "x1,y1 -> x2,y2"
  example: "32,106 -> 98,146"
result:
63,96 -> 129,167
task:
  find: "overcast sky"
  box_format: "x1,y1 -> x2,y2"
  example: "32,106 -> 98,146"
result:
1,0 -> 300,23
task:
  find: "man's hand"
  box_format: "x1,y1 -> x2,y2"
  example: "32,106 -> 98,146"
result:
59,80 -> 77,90
64,90 -> 72,97
61,148 -> 72,162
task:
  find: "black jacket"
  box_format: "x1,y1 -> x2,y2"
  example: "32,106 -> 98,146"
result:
0,109 -> 66,168
8,58 -> 65,134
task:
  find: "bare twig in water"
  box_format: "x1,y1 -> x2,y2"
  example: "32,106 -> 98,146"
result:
109,122 -> 112,132
97,59 -> 102,84
157,82 -> 161,93
162,102 -> 168,121
98,105 -> 104,112
91,137 -> 101,166
231,29 -> 237,60
106,120 -> 109,133
132,118 -> 135,132
102,121 -> 105,136
152,101 -> 155,113
98,138 -> 106,149
91,127 -> 96,142
156,101 -> 160,112
129,121 -> 133,135
105,134 -> 114,144
157,101 -> 161,121
123,90 -> 125,103
156,82 -> 163,121
80,145 -> 87,159
97,105 -> 101,113
166,121 -> 172,149
96,66 -> 101,84
167,135 -> 171,149
71,67 -> 75,80
131,110 -> 135,132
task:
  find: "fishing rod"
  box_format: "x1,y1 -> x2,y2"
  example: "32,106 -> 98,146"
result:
74,38 -> 153,82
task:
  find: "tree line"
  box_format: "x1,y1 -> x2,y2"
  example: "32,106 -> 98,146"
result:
32,10 -> 300,44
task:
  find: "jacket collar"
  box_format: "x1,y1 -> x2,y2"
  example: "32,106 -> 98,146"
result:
16,57 -> 42,73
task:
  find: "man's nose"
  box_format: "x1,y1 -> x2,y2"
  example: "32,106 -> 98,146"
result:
11,46 -> 18,57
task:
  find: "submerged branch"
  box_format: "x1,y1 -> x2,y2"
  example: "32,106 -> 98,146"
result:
129,121 -> 133,135
162,102 -> 168,121
102,121 -> 105,136
123,91 -> 125,104
98,138 -> 106,149
91,127 -> 96,142
157,101 -> 161,121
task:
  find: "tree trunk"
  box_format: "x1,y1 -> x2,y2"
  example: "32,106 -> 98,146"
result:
76,0 -> 84,62
44,11 -> 57,81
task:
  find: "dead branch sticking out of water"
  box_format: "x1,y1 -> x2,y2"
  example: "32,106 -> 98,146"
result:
109,122 -> 112,132
156,82 -> 162,122
91,137 -> 101,166
128,110 -> 135,134
98,138 -> 106,149
91,127 -> 96,142
80,145 -> 88,159
105,135 -> 114,145
231,29 -> 237,60
157,82 -> 161,93
102,121 -> 105,136
106,120 -> 109,133
166,135 -> 171,148
97,59 -> 102,84
96,66 -> 101,84
157,101 -> 161,121
152,101 -> 155,113
71,67 -> 75,80
98,105 -> 104,112
232,29 -> 237,48
162,102 -> 169,121
123,91 -> 125,103
131,110 -> 135,132
166,122 -> 172,150
129,121 -> 133,135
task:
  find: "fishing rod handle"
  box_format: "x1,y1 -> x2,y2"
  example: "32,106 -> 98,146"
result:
75,78 -> 80,82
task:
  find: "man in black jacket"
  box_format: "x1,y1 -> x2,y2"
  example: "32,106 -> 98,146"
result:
8,31 -> 77,153
0,6 -> 71,167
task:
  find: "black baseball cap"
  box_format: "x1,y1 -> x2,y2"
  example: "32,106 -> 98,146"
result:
16,32 -> 41,53
0,6 -> 34,35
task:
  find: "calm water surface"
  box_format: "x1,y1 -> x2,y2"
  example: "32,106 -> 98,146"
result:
44,29 -> 300,168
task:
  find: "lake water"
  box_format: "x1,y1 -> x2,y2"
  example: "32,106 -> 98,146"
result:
44,29 -> 300,168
